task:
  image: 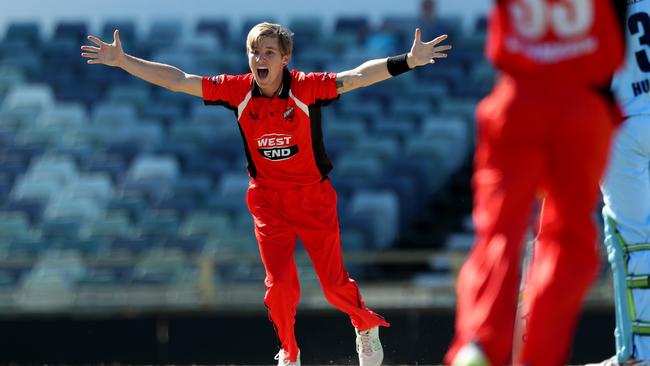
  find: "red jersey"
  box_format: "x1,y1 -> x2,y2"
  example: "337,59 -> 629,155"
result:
202,69 -> 339,189
487,0 -> 625,87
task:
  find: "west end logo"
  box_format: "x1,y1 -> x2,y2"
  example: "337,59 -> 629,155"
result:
256,133 -> 299,161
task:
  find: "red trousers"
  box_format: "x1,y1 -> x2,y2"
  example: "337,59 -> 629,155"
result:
445,75 -> 617,366
246,179 -> 389,362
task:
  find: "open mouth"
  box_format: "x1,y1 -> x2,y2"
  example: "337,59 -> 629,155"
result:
257,67 -> 269,80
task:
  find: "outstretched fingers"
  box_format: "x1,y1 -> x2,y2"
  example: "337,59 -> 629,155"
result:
425,34 -> 449,46
80,45 -> 100,52
86,35 -> 106,47
113,29 -> 121,46
433,44 -> 453,52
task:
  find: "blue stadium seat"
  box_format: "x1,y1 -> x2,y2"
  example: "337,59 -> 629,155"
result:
78,268 -> 124,286
169,121 -> 219,147
288,16 -> 323,49
332,155 -> 383,181
2,84 -> 54,113
11,178 -> 63,203
173,175 -> 213,202
337,96 -> 383,122
0,66 -> 25,98
349,136 -> 400,163
348,189 -> 400,249
132,249 -> 195,284
128,154 -> 180,182
137,210 -> 180,239
153,196 -> 200,219
8,237 -> 49,259
91,102 -> 138,126
141,102 -> 185,127
141,20 -> 182,58
207,172 -> 250,216
4,22 -> 41,45
28,155 -> 79,185
0,212 -> 31,240
106,84 -> 151,112
50,238 -> 103,257
53,21 -> 88,44
37,102 -> 87,128
39,217 -> 82,241
109,237 -> 154,256
84,155 -> 128,184
3,198 -> 46,225
153,141 -> 199,171
44,197 -> 104,222
163,236 -> 206,254
196,18 -> 230,46
334,16 -> 369,35
87,215 -> 134,240
180,211 -> 231,238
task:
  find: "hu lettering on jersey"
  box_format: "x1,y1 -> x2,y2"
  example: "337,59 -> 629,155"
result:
256,133 -> 298,161
631,79 -> 650,97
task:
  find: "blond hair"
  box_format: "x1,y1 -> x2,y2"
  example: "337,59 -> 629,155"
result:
246,22 -> 294,56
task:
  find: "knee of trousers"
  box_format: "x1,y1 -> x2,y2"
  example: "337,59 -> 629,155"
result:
265,280 -> 300,301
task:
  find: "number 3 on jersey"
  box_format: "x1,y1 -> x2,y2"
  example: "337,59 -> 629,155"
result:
629,12 -> 650,73
509,0 -> 594,39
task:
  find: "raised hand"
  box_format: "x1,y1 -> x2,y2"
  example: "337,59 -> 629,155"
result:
80,29 -> 125,67
408,28 -> 452,68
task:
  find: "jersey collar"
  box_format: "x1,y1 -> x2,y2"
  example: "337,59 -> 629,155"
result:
252,68 -> 291,99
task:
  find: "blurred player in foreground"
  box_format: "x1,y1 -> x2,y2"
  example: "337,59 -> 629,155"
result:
444,0 -> 625,365
588,1 -> 650,365
81,22 -> 451,366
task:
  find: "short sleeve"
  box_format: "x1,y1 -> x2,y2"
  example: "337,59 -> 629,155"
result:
202,74 -> 251,109
295,71 -> 339,105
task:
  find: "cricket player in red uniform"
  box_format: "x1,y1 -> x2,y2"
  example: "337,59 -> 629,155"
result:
81,22 -> 451,366
445,1 -> 625,365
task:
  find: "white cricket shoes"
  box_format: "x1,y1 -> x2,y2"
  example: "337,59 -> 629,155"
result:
355,326 -> 384,366
275,349 -> 300,366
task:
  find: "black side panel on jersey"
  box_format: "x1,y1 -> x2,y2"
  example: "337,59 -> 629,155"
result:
308,105 -> 333,181
203,99 -> 238,112
237,122 -> 257,179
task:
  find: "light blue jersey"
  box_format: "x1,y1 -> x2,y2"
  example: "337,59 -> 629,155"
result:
602,1 -> 650,363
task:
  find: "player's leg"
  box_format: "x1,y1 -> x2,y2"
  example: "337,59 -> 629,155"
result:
601,211 -> 636,364
600,115 -> 650,363
446,79 -> 545,366
518,90 -> 615,366
295,180 -> 388,366
246,183 -> 301,364
295,180 -> 389,330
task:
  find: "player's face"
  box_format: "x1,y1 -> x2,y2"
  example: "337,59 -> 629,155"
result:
248,36 -> 289,96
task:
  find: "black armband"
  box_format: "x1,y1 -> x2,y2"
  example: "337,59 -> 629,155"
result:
386,53 -> 412,76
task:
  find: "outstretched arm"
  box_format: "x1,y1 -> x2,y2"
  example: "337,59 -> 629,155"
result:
335,28 -> 452,94
81,30 -> 203,97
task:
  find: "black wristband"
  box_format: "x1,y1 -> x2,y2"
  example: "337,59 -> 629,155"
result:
386,53 -> 412,76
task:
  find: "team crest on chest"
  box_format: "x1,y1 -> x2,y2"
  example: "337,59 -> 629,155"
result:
283,106 -> 295,122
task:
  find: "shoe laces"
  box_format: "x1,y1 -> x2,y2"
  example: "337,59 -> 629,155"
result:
275,350 -> 287,364
357,329 -> 374,355
275,349 -> 296,365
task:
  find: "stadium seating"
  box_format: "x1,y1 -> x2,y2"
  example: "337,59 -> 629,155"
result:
0,14 -> 483,303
